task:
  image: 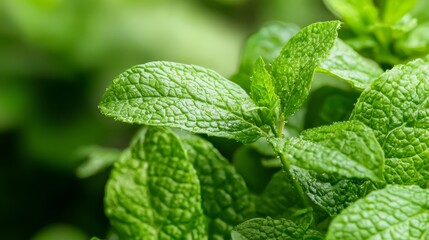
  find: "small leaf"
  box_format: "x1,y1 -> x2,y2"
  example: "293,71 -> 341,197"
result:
351,58 -> 429,187
232,22 -> 300,91
76,146 -> 121,178
231,217 -> 324,240
396,22 -> 429,57
276,121 -> 385,183
180,133 -> 255,240
304,86 -> 360,129
292,167 -> 377,216
256,170 -> 306,220
99,61 -> 264,143
104,127 -> 207,239
271,21 -> 341,118
232,145 -> 278,194
327,185 -> 429,240
318,39 -> 384,90
250,58 -> 280,126
323,0 -> 378,33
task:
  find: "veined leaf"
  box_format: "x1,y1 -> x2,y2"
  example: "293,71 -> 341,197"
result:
323,0 -> 378,33
104,127 -> 207,239
351,58 -> 429,187
292,167 -> 377,216
231,217 -> 324,240
271,21 -> 340,118
250,58 -> 280,126
318,39 -> 384,90
179,133 -> 255,240
275,121 -> 385,183
327,185 -> 429,240
99,61 -> 264,143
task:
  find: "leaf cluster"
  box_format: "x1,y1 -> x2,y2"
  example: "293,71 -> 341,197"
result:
91,2 -> 429,239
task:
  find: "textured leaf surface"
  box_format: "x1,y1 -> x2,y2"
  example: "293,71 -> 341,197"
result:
351,59 -> 429,187
271,21 -> 340,118
104,127 -> 207,239
323,0 -> 378,33
250,58 -> 280,125
292,167 -> 377,216
99,61 -> 263,143
180,133 -> 255,240
318,39 -> 383,90
231,217 -> 324,240
277,121 -> 385,182
327,185 -> 429,240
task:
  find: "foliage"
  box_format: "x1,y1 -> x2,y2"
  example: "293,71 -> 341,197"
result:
92,1 -> 429,239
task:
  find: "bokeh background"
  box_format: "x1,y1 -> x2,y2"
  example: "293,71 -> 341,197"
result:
0,0 -> 373,238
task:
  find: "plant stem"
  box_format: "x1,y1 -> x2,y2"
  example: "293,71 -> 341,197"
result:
272,115 -> 311,209
277,151 -> 311,209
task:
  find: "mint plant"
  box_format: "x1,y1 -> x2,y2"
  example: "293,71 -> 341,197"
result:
92,7 -> 429,240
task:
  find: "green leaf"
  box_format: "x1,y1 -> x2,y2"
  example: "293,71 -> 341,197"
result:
323,0 -> 378,33
327,185 -> 429,240
179,133 -> 255,240
232,22 -> 299,91
276,121 -> 385,183
381,0 -> 417,24
396,22 -> 429,57
232,145 -> 278,194
292,167 -> 377,216
305,86 -> 360,129
99,61 -> 263,143
270,21 -> 341,118
318,39 -> 384,90
231,217 -> 324,240
76,146 -> 121,178
239,22 -> 300,75
250,58 -> 280,126
256,170 -> 305,219
351,59 -> 429,187
104,127 -> 207,239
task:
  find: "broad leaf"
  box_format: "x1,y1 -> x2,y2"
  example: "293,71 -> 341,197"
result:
275,121 -> 385,183
323,0 -> 378,33
318,39 -> 384,90
250,58 -> 280,126
180,133 -> 255,240
231,217 -> 324,240
271,21 -> 340,118
292,167 -> 377,216
99,61 -> 263,143
351,59 -> 429,187
327,185 -> 429,240
104,127 -> 207,239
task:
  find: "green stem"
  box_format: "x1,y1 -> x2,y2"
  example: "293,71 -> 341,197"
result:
271,115 -> 311,209
277,151 -> 311,209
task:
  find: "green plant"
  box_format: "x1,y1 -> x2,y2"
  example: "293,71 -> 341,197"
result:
89,2 -> 429,240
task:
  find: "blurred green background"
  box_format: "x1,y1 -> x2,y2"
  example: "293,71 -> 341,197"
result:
0,0 -> 336,239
